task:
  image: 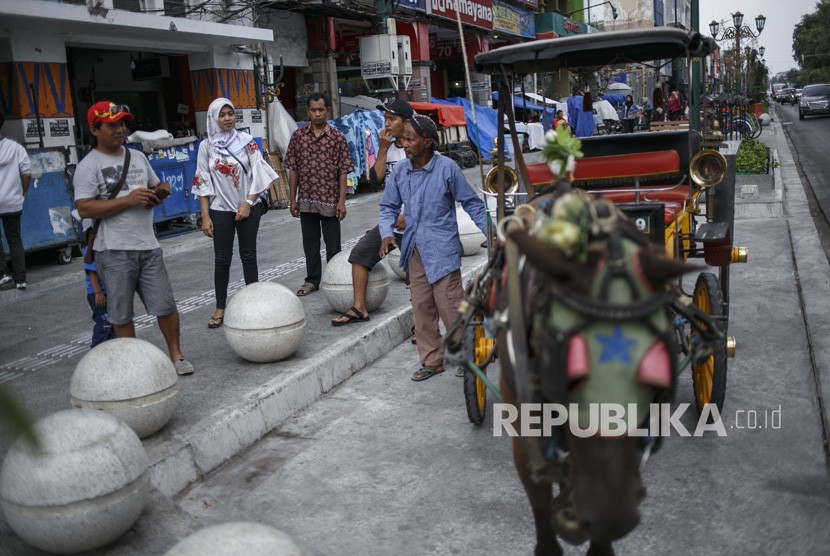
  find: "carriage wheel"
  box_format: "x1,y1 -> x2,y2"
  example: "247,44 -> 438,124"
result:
691,272 -> 728,413
463,320 -> 494,425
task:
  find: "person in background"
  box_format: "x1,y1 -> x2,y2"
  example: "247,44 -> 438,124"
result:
0,113 -> 32,290
641,96 -> 653,130
331,99 -> 413,326
667,91 -> 683,121
193,97 -> 269,329
285,92 -> 355,297
378,115 -> 487,382
83,243 -> 116,348
74,101 -> 194,376
619,95 -> 640,133
553,110 -> 569,131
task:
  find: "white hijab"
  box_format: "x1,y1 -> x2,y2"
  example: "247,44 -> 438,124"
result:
207,97 -> 252,155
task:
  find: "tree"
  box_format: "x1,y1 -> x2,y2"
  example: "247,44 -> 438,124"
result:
792,0 -> 830,84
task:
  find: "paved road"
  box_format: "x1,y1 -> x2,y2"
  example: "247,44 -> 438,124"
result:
775,102 -> 830,259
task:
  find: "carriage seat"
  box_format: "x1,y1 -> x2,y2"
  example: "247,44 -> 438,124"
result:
525,150 -> 686,225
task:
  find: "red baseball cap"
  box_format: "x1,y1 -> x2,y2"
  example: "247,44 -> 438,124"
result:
87,101 -> 134,127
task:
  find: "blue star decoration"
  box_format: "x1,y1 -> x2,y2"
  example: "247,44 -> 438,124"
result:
597,326 -> 637,365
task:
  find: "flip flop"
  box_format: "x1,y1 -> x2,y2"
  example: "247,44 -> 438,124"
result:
411,368 -> 444,382
207,316 -> 224,329
331,306 -> 370,327
455,368 -> 464,377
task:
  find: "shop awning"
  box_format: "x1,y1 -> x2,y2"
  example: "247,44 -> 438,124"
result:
1,0 -> 273,53
409,102 -> 467,128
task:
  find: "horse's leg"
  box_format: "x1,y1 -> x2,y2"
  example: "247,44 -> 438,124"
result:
586,542 -> 615,556
511,435 -> 562,556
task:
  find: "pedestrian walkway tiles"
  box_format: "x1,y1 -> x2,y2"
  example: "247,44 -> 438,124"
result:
0,237 -> 362,383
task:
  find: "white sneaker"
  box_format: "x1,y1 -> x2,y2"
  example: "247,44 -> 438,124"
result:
0,275 -> 11,286
15,282 -> 28,290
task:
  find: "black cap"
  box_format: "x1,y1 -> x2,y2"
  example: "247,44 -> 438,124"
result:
409,114 -> 439,146
377,99 -> 414,121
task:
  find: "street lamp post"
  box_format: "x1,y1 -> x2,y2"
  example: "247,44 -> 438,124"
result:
566,1 -> 619,25
709,11 -> 766,97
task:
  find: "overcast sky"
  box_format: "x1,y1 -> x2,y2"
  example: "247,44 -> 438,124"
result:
698,0 -> 820,77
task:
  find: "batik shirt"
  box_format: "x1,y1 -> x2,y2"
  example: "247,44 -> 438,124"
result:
284,124 -> 354,217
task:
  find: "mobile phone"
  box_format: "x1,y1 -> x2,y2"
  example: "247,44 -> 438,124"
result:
153,184 -> 171,200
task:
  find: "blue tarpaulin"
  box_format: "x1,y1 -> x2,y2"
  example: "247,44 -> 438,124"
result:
490,91 -> 556,129
601,93 -> 627,108
430,97 -> 512,157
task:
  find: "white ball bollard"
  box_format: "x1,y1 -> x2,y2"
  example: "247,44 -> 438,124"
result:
321,249 -> 389,314
759,113 -> 772,126
0,409 -> 149,554
385,248 -> 407,280
165,522 -> 310,556
456,205 -> 485,256
70,337 -> 179,438
224,282 -> 307,363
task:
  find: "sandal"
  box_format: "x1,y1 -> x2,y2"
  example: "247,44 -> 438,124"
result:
411,368 -> 444,382
207,314 -> 224,329
331,306 -> 370,326
297,282 -> 318,296
455,368 -> 464,377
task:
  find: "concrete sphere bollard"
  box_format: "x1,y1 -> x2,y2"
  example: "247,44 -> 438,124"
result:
165,522 -> 311,556
456,206 -> 485,256
70,337 -> 179,438
224,282 -> 307,363
0,409 -> 149,554
321,249 -> 389,314
385,249 -> 407,280
759,113 -> 772,126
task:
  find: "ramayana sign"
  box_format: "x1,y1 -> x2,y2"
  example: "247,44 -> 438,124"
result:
430,0 -> 494,30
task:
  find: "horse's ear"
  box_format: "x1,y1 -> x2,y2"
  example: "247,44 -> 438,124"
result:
638,245 -> 701,287
507,228 -> 583,280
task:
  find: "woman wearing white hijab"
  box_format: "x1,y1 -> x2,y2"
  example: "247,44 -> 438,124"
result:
193,97 -> 269,328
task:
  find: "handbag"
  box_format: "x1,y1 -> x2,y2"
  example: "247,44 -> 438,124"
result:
222,146 -> 279,215
83,148 -> 131,264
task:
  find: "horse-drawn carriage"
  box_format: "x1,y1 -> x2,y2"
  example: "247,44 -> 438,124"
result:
444,28 -> 743,554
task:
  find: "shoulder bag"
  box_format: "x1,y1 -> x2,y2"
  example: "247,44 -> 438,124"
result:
221,145 -> 277,214
83,148 -> 131,264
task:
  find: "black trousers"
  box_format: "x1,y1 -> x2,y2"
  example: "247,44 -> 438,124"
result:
210,206 -> 262,309
0,211 -> 25,282
300,212 -> 341,287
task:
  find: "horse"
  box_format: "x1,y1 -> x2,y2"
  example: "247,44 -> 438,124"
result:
489,192 -> 690,555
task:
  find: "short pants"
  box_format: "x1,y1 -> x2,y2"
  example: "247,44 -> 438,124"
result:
95,248 -> 177,325
348,225 -> 403,269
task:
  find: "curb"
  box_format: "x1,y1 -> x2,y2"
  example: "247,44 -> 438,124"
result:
145,256 -> 489,497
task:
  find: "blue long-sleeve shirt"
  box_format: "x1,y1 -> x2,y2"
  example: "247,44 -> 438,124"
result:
379,153 -> 487,285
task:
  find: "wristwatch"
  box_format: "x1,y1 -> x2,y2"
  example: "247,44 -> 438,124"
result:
245,199 -> 255,207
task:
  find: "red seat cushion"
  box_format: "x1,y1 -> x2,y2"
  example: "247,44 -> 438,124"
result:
526,150 -> 681,187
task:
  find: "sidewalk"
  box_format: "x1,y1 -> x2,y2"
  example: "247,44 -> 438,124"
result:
0,161 -> 499,499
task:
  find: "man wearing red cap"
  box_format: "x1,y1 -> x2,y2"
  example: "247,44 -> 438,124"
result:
74,101 -> 194,375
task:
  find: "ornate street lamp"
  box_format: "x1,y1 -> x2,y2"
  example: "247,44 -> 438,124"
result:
759,46 -> 765,58
710,12 -> 766,96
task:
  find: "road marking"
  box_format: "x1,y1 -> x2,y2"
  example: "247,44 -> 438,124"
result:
0,238 -> 362,381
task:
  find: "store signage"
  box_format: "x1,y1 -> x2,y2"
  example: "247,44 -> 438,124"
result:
429,35 -> 461,61
25,119 -> 44,139
492,0 -> 535,38
235,109 -> 244,122
361,61 -> 393,77
470,81 -> 489,92
397,0 -> 427,11
563,19 -> 581,34
251,110 -> 262,123
535,12 -> 587,39
430,0 -> 493,30
49,119 -> 70,137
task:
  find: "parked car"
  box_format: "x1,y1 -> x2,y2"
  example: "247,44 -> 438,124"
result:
799,83 -> 830,120
778,88 -> 797,105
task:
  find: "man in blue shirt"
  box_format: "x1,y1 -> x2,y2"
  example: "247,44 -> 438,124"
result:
379,115 -> 487,381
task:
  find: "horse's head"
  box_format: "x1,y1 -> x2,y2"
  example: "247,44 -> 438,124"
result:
505,194 -> 686,546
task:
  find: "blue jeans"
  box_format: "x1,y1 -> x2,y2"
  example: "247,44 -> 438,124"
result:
87,292 -> 116,348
